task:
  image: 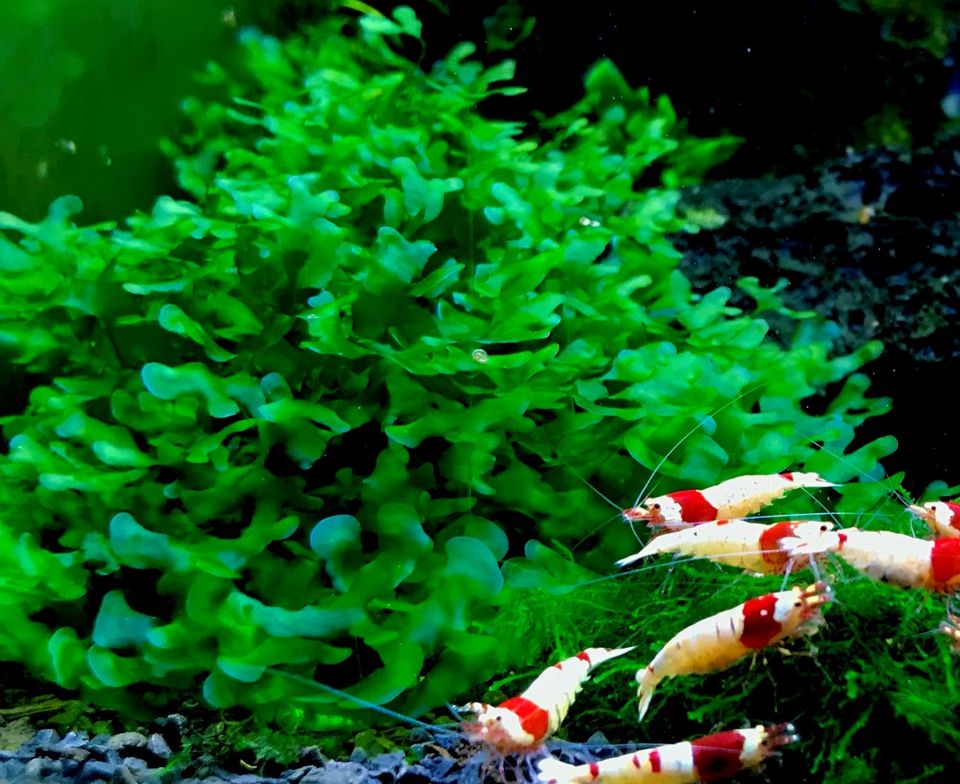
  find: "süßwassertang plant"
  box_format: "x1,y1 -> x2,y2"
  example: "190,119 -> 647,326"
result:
0,6 -> 912,772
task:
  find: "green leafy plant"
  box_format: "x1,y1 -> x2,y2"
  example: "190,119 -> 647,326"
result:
0,5 -> 931,780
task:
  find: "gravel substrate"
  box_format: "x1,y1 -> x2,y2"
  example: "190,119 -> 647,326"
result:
0,720 -> 631,784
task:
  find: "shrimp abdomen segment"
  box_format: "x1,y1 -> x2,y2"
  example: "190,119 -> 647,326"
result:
522,647 -> 634,735
536,741 -> 698,784
701,473 -> 831,520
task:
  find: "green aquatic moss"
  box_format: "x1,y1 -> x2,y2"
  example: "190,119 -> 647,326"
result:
1,5 -> 947,781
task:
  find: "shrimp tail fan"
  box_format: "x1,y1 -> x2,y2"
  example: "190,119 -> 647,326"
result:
636,666 -> 661,722
537,756 -> 583,784
615,539 -> 663,568
583,646 -> 636,667
790,472 -> 836,488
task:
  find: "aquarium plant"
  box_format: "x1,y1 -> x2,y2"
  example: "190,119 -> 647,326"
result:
3,4 -> 951,782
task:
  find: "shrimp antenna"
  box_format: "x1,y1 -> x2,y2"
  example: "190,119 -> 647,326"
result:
797,485 -> 842,529
266,668 -> 460,736
802,435 -> 914,509
571,512 -> 630,553
553,452 -> 624,514
631,383 -> 767,509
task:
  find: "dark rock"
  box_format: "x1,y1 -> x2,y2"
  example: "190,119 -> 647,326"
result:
15,745 -> 46,762
62,731 -> 91,748
35,729 -> 60,746
154,715 -> 187,752
281,765 -> 322,784
294,747 -> 327,768
365,751 -> 407,784
62,757 -> 85,778
80,760 -> 119,782
395,765 -> 430,784
25,756 -> 63,777
294,760 -> 370,784
123,758 -> 148,773
112,764 -> 139,784
15,729 -> 62,761
415,755 -> 457,780
348,748 -> 367,764
64,747 -> 93,763
144,733 -> 172,763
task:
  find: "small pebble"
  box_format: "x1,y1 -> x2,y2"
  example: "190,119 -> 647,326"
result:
295,747 -> 327,768
62,731 -> 91,748
80,759 -> 119,782
395,766 -> 430,784
113,764 -> 139,784
108,733 -> 148,751
348,747 -> 367,763
64,747 -> 93,763
145,733 -> 172,762
34,729 -> 61,746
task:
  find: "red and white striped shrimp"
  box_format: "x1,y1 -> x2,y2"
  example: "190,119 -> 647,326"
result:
536,722 -> 798,784
614,519 -> 835,575
788,528 -> 960,593
908,501 -> 960,538
941,613 -> 960,651
623,472 -> 836,529
459,646 -> 635,755
635,581 -> 831,721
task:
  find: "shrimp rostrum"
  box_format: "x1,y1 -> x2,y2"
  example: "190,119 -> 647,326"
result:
908,501 -> 960,538
635,582 -> 832,721
615,519 -> 835,576
941,614 -> 960,652
459,646 -> 634,755
536,722 -> 799,784
623,472 -> 836,529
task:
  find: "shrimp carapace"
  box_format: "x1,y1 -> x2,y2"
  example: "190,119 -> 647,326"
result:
615,519 -> 835,575
908,501 -> 960,538
459,646 -> 635,755
789,528 -> 960,594
635,581 -> 831,721
623,472 -> 836,529
536,722 -> 799,783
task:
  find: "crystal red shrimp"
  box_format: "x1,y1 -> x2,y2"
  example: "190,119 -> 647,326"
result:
535,722 -> 799,784
622,472 -> 836,530
459,646 -> 635,755
614,518 -> 835,575
634,581 -> 832,721
788,528 -> 960,593
908,501 -> 960,538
